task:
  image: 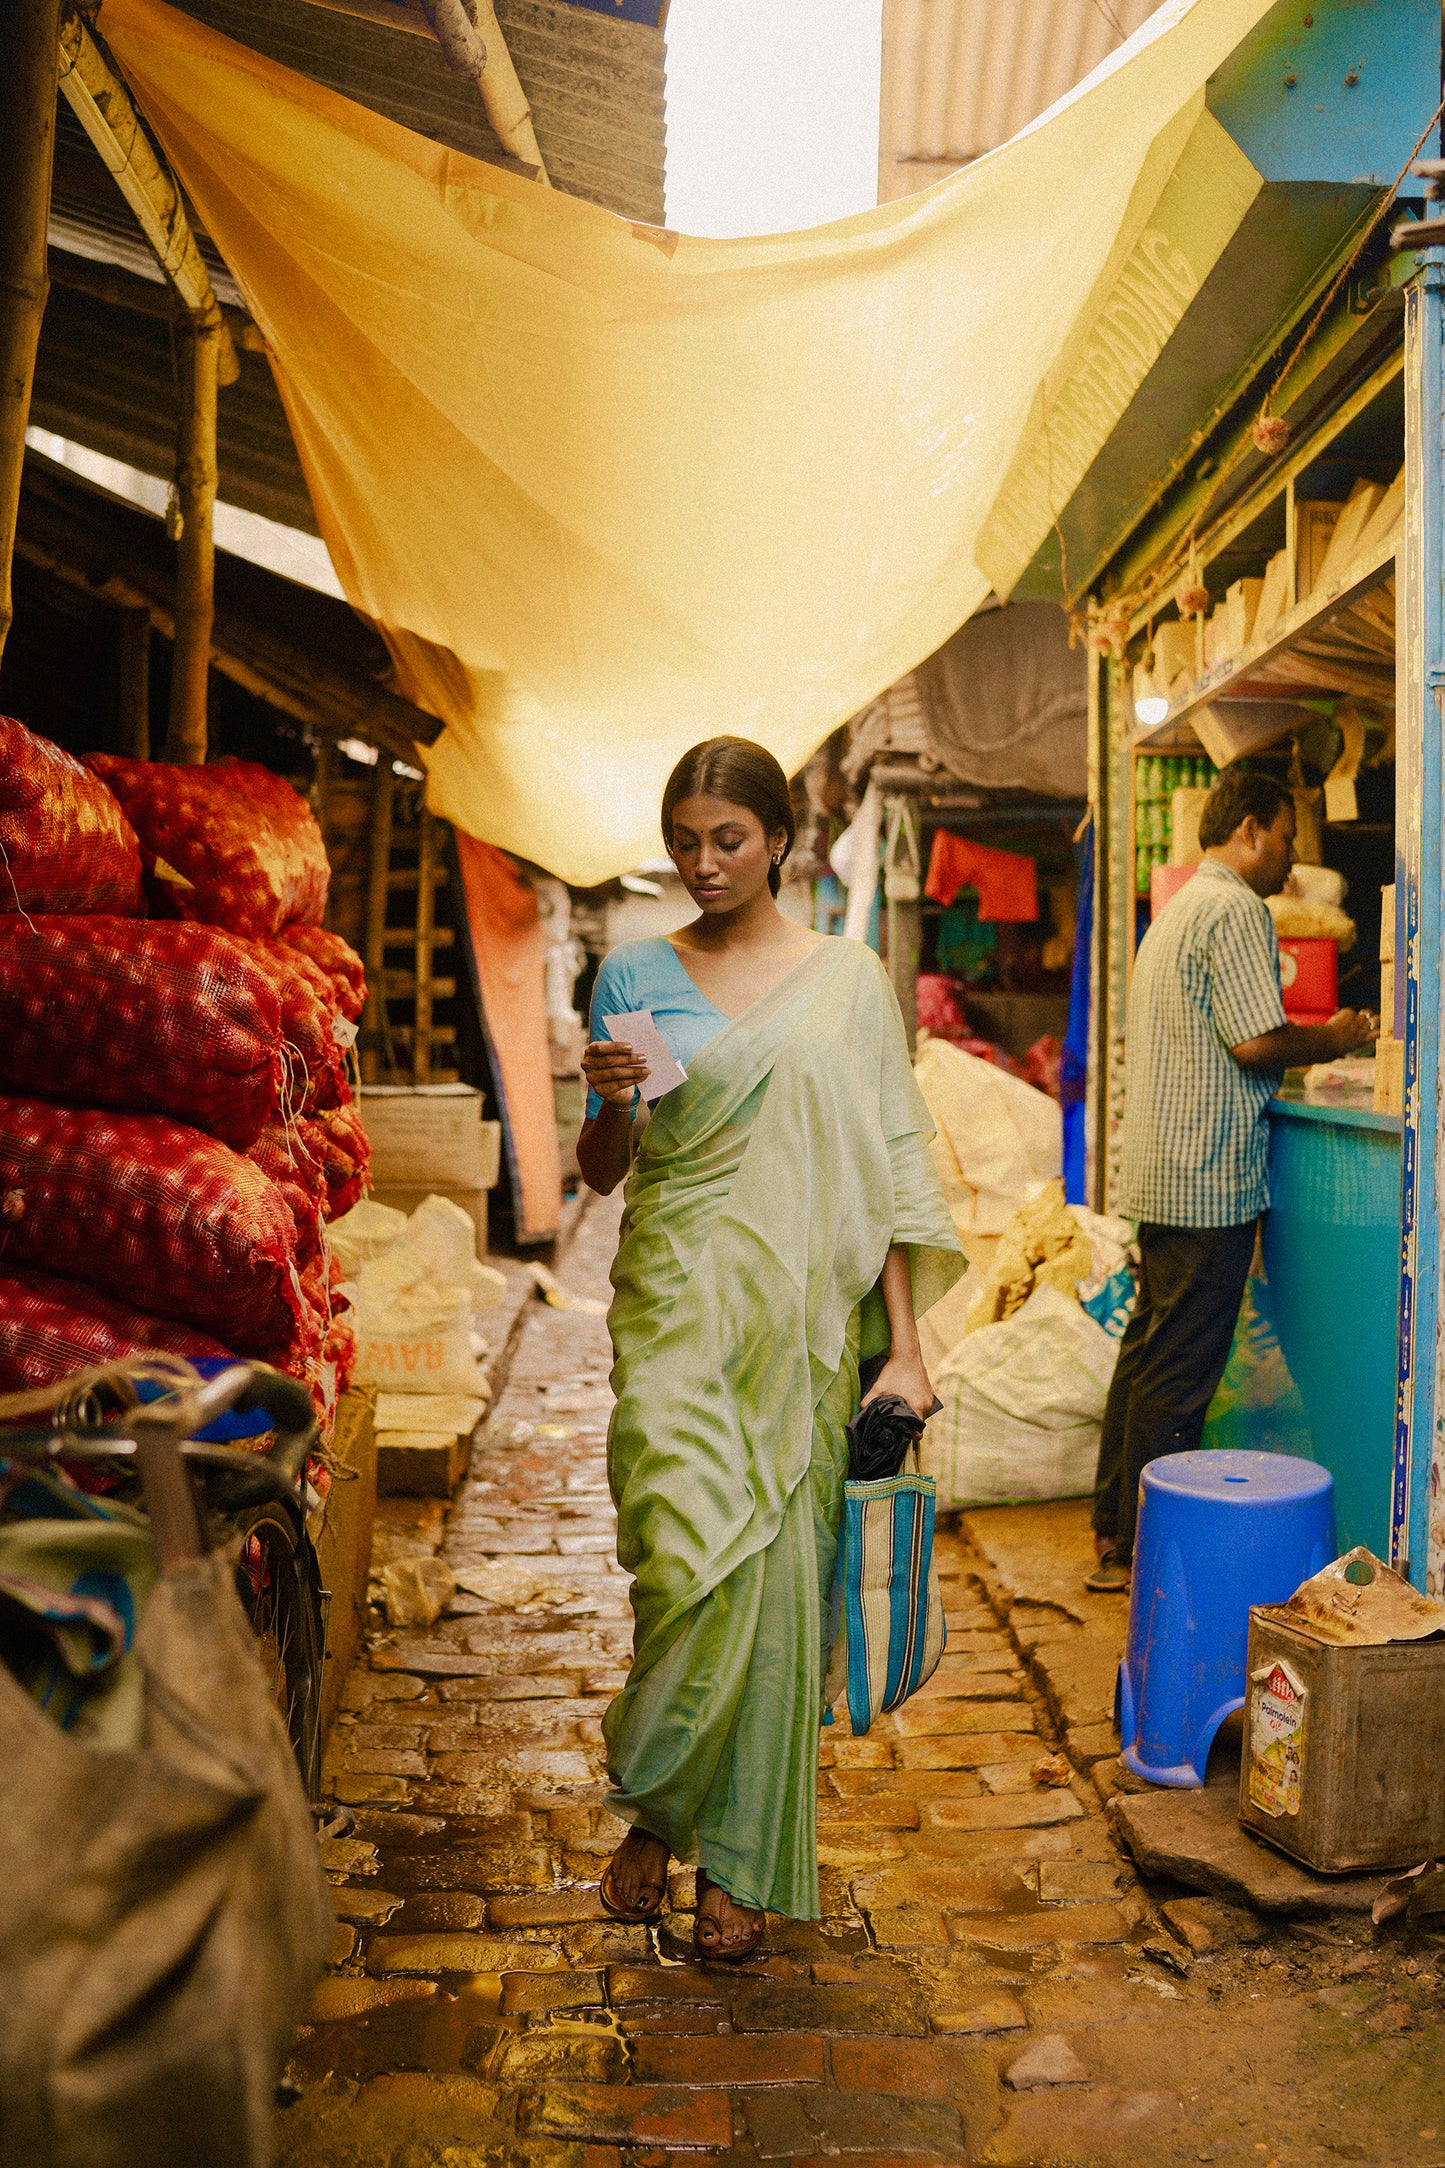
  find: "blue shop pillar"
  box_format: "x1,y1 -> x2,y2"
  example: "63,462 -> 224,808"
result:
1395,246 -> 1445,1593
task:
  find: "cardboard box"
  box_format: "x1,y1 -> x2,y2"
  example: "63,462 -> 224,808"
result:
1380,884 -> 1395,962
1294,500 -> 1341,603
1225,576 -> 1264,652
1380,959 -> 1394,1030
1253,548 -> 1290,641
361,1084 -> 501,1189
1193,698 -> 1302,771
373,1389 -> 488,1499
376,1429 -> 471,1498
1169,787 -> 1209,866
370,1180 -> 492,1259
1153,619 -> 1197,694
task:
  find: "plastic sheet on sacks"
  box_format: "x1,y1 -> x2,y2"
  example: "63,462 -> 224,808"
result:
0,1095 -> 307,1356
279,925 -> 366,1022
86,754 -> 328,938
0,719 -> 144,917
0,915 -> 283,1150
0,1269 -> 233,1393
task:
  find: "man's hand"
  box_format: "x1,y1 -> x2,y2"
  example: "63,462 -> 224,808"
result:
1323,1007 -> 1379,1056
581,1039 -> 649,1111
1233,1008 -> 1380,1070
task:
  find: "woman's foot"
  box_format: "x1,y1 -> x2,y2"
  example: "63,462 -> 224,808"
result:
693,1869 -> 765,1962
599,1827 -> 670,1922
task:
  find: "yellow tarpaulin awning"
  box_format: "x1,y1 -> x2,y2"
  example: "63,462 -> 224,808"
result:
99,0 -> 1273,886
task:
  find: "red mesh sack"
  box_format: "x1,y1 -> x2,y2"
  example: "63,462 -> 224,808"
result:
239,939 -> 347,1113
85,754 -> 329,938
246,1122 -> 324,1266
0,718 -> 144,916
915,975 -> 1023,1076
312,1103 -> 371,1220
280,925 -> 367,1022
1022,1034 -> 1063,1102
0,1096 -> 304,1355
0,915 -> 283,1150
0,1268 -> 232,1393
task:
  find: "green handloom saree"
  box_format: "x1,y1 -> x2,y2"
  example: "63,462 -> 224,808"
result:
602,937 -> 965,1919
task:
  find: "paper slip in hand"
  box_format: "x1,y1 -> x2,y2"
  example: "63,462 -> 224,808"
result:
603,1009 -> 688,1099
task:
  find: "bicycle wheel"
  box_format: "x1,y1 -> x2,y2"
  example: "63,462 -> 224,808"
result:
233,1499 -> 325,1802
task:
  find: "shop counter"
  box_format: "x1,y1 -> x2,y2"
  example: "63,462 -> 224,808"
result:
1256,1087 -> 1401,1556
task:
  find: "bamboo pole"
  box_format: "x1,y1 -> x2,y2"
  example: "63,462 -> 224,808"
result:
468,0 -> 548,181
0,0 -> 62,666
296,0 -> 549,180
57,12 -> 238,374
58,5 -> 237,761
116,604 -> 151,757
163,318 -> 221,761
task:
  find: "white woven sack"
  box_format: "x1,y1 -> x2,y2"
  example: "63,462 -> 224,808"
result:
921,1283 -> 1120,1510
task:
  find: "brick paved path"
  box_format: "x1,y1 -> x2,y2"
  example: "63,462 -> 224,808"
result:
280,1194 -> 1445,2168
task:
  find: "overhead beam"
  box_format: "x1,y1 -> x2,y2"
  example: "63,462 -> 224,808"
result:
15,506 -> 443,767
47,247 -> 267,353
0,0 -> 62,664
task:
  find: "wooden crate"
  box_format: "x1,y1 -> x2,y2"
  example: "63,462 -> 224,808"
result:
315,1386 -> 377,1746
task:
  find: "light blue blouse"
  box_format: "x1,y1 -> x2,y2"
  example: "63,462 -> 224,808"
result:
585,937 -> 729,1116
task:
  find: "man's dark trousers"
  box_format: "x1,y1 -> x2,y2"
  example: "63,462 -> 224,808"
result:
1092,1219 -> 1256,1561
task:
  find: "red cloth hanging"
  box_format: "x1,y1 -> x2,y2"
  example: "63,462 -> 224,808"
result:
924,832 -> 1038,921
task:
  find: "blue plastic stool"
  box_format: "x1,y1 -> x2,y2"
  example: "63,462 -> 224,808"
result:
1118,1450 -> 1335,1788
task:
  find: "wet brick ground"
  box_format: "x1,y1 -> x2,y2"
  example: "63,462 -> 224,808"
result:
279,1194 -> 1445,2167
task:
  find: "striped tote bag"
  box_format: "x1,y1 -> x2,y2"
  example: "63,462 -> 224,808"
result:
824,1449 -> 947,1735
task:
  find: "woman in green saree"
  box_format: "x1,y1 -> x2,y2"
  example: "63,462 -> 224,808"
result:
578,739 -> 963,1959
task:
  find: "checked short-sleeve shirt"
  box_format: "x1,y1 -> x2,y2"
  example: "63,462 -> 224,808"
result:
1117,859 -> 1286,1228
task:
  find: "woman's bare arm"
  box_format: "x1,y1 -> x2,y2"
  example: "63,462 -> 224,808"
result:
861,1243 -> 935,1420
576,1040 -> 648,1195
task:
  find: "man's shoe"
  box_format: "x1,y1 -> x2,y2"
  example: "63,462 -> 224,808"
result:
1085,1548 -> 1131,1594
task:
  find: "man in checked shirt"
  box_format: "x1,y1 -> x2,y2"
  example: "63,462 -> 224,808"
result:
1087,767 -> 1378,1593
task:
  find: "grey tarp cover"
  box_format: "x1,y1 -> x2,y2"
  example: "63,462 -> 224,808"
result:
0,1552 -> 331,2168
914,602 -> 1087,798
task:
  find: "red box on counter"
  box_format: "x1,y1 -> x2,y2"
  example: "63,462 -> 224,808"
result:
1278,936 -> 1337,1020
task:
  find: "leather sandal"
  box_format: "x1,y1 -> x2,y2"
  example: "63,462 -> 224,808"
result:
599,1831 -> 669,1923
693,1869 -> 765,1963
1085,1546 -> 1131,1594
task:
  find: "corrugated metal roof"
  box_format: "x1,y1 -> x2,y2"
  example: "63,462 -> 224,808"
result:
153,0 -> 666,223
36,0 -> 667,559
879,0 -> 1162,201
31,275 -> 319,533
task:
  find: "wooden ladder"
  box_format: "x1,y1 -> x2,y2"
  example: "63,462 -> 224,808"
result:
315,756 -> 460,1085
